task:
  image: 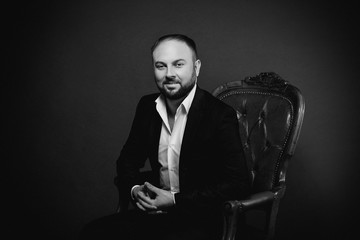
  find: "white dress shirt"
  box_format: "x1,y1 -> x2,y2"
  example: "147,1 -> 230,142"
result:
155,84 -> 197,194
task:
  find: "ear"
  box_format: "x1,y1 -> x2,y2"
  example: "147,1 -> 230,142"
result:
194,59 -> 201,77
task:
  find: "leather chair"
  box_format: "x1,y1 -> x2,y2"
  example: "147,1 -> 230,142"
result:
212,72 -> 305,240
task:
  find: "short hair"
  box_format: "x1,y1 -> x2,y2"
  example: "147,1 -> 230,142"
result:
151,34 -> 198,59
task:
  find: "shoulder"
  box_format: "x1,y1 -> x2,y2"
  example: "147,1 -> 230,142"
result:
196,87 -> 236,115
139,93 -> 160,103
129,93 -> 160,117
135,93 -> 159,108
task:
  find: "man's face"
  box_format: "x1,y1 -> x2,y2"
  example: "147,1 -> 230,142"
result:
152,40 -> 201,100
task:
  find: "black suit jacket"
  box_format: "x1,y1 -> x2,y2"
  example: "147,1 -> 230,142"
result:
116,86 -> 250,219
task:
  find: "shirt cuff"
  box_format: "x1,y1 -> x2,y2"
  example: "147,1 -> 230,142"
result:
171,192 -> 176,205
131,185 -> 140,200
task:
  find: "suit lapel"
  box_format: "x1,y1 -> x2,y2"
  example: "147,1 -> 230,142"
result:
149,100 -> 162,164
180,87 -> 206,161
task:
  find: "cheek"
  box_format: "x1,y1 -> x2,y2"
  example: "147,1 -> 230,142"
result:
179,68 -> 194,79
154,70 -> 165,80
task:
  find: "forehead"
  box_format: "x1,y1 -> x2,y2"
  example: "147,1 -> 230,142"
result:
152,40 -> 194,62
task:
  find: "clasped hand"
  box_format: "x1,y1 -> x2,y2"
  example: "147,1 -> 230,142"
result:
133,182 -> 174,213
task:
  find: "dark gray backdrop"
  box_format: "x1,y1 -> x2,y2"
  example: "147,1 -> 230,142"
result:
5,0 -> 359,239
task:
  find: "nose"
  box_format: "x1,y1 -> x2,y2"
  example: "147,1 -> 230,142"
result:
166,66 -> 175,78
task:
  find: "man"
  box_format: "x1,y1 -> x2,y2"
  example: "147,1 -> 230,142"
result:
80,34 -> 250,240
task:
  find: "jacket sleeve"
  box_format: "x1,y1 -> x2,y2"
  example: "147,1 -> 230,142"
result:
115,96 -> 151,203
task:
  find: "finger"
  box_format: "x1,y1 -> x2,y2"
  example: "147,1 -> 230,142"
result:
136,202 -> 146,211
137,198 -> 157,210
144,182 -> 159,193
137,191 -> 154,205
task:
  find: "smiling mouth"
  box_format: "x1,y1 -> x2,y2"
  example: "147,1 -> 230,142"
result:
164,80 -> 179,84
164,83 -> 179,90
164,82 -> 179,86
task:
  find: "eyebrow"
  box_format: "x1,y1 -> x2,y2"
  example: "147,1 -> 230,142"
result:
154,59 -> 187,65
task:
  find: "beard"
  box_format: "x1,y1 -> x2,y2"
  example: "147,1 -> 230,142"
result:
157,70 -> 197,100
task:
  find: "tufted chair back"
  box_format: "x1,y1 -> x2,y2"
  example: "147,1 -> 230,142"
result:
212,72 -> 305,194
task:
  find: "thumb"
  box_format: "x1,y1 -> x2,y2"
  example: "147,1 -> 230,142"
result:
144,182 -> 158,193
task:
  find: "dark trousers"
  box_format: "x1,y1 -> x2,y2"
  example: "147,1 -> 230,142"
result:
78,209 -> 223,240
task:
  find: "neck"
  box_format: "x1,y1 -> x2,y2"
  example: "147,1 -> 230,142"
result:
166,97 -> 185,117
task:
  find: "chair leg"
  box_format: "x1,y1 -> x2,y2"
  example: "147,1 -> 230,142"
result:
222,202 -> 241,240
265,198 -> 281,240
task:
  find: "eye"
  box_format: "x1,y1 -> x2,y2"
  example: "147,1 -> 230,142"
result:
155,64 -> 165,70
175,62 -> 184,68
